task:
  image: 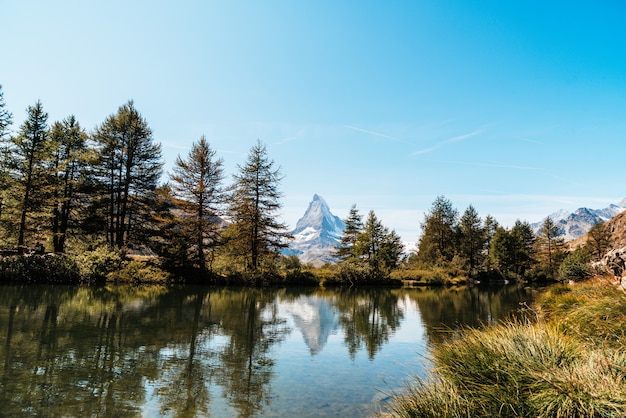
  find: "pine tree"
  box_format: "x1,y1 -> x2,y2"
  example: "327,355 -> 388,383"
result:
10,101 -> 50,247
0,85 -> 12,142
511,220 -> 536,278
587,220 -> 612,261
48,116 -> 88,252
227,140 -> 290,272
0,84 -> 13,231
91,101 -> 162,249
535,217 -> 565,279
482,214 -> 499,271
336,204 -> 363,260
458,205 -> 484,275
416,195 -> 458,264
352,210 -> 404,280
170,136 -> 226,273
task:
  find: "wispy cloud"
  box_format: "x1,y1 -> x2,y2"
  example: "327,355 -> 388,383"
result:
410,129 -> 483,156
343,125 -> 416,146
452,160 -> 543,171
344,125 -> 398,140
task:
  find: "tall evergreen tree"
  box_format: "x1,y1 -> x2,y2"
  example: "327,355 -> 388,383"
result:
48,116 -> 88,252
351,210 -> 404,279
482,214 -> 499,271
458,205 -> 484,275
10,101 -> 50,247
91,101 -> 162,249
227,140 -> 290,272
336,204 -> 363,260
0,85 -> 12,142
170,136 -> 226,273
587,220 -> 612,261
0,84 -> 13,229
416,195 -> 458,264
535,217 -> 565,279
511,220 -> 536,278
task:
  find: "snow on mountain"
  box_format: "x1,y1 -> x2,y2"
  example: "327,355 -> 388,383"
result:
531,198 -> 626,241
285,194 -> 345,266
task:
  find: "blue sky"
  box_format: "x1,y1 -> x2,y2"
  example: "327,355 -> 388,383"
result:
2,1 -> 626,245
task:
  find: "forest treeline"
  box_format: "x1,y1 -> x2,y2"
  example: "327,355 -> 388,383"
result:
0,85 -> 610,285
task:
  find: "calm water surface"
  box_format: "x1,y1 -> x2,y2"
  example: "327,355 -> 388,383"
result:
0,284 -> 537,417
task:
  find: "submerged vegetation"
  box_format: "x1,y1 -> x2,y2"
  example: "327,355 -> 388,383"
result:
381,278 -> 626,417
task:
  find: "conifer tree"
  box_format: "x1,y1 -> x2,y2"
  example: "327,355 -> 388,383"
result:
0,85 -> 12,142
482,214 -> 499,271
587,220 -> 612,261
48,116 -> 88,252
336,204 -> 363,260
227,140 -> 290,272
170,136 -> 225,273
416,195 -> 458,264
10,101 -> 49,247
0,84 -> 13,230
91,101 -> 162,249
458,205 -> 484,274
536,217 -> 565,279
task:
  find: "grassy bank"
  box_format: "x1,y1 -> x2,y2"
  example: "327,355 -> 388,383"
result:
380,277 -> 626,417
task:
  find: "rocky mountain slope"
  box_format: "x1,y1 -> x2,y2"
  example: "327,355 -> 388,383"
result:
284,194 -> 345,266
532,198 -> 626,241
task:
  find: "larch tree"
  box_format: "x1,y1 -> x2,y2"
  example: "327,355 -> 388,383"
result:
458,205 -> 484,275
0,84 -> 12,142
10,101 -> 50,247
352,210 -> 404,280
482,214 -> 499,271
169,136 -> 226,274
536,217 -> 565,279
587,220 -> 612,261
336,204 -> 363,260
0,84 -> 13,230
91,101 -> 162,249
416,195 -> 458,264
48,116 -> 88,252
227,140 -> 290,272
511,220 -> 537,278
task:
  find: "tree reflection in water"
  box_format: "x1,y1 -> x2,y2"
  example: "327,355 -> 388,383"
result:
0,283 -> 536,417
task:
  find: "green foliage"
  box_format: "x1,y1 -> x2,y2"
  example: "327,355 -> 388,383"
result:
0,254 -> 81,284
75,246 -> 125,282
226,140 -> 291,272
416,195 -> 459,264
169,136 -> 226,273
558,246 -> 592,281
106,259 -> 170,284
91,101 -> 163,249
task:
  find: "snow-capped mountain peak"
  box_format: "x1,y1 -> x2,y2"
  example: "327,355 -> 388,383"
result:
285,194 -> 345,266
532,198 -> 626,241
292,194 -> 344,238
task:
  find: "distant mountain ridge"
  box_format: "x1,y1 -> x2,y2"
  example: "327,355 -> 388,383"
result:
285,194 -> 345,266
532,198 -> 626,241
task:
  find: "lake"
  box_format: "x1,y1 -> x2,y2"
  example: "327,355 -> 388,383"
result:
0,284 -> 537,417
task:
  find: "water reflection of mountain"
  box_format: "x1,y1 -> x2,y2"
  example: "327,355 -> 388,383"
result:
281,296 -> 339,355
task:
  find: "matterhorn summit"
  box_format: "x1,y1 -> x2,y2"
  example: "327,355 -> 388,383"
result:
286,194 -> 345,266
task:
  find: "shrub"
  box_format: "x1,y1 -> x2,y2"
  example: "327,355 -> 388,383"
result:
0,254 -> 81,284
107,259 -> 170,284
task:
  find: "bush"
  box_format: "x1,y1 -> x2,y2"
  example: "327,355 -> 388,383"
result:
107,259 -> 170,284
0,254 -> 81,284
75,246 -> 125,282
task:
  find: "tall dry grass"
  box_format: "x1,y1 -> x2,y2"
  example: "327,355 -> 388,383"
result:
380,280 -> 626,417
